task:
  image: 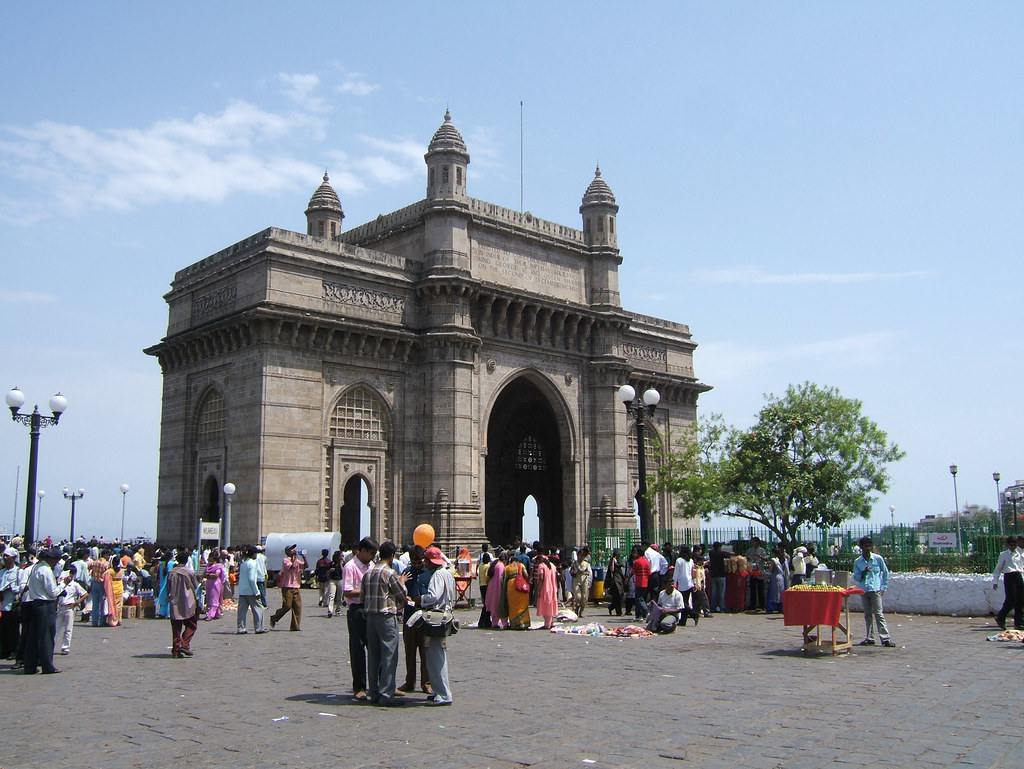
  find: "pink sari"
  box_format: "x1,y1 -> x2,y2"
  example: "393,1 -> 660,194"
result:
536,561 -> 558,628
484,560 -> 506,628
205,563 -> 227,619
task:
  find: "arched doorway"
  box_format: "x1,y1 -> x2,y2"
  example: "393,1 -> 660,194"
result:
340,475 -> 371,543
201,476 -> 221,524
485,377 -> 566,547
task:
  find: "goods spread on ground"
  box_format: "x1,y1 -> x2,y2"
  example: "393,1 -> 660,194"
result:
986,628 -> 1024,642
787,584 -> 848,592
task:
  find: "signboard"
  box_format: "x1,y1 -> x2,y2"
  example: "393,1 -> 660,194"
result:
929,532 -> 957,549
199,520 -> 221,541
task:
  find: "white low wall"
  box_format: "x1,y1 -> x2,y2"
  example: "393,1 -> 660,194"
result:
847,573 -> 1000,617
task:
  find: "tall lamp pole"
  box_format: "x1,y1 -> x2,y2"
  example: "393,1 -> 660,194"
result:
222,482 -> 235,548
119,484 -> 130,543
5,387 -> 67,544
62,487 -> 84,542
949,464 -> 962,555
36,490 -> 46,540
617,384 -> 661,544
993,472 -> 1003,535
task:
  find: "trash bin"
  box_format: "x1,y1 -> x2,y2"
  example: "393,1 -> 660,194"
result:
590,567 -> 605,600
725,572 -> 747,611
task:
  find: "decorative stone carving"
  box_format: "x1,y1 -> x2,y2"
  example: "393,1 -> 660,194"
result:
193,284 -> 237,320
486,359 -> 496,373
323,281 -> 405,315
621,343 -> 667,364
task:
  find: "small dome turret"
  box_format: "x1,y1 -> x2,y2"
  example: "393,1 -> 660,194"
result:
305,172 -> 344,239
425,110 -> 470,200
579,166 -> 619,248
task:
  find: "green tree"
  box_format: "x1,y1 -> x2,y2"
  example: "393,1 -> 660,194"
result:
655,382 -> 905,549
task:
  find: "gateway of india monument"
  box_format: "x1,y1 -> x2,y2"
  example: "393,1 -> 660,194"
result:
146,111 -> 710,549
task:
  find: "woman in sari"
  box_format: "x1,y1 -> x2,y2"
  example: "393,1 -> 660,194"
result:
535,551 -> 558,629
605,549 -> 626,616
204,551 -> 227,620
500,555 -> 531,630
484,550 -> 507,629
155,551 -> 172,619
104,561 -> 124,626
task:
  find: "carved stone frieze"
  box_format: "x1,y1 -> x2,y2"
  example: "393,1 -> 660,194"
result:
621,343 -> 666,364
323,281 -> 405,315
192,284 -> 237,321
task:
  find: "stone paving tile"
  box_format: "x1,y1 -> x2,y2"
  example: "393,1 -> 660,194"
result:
6,605 -> 1024,768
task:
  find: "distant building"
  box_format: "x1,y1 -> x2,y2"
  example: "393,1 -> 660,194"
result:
146,112 -> 710,548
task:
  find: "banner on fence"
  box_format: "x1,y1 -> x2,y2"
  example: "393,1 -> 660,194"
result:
928,533 -> 957,549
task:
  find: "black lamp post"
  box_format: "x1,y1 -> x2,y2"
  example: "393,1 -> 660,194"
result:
1005,489 -> 1023,534
5,387 -> 67,544
63,487 -> 84,542
994,472 -> 1003,535
949,464 -> 962,555
617,384 -> 661,543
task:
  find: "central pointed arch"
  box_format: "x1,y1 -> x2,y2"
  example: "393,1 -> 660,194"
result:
484,373 -> 575,547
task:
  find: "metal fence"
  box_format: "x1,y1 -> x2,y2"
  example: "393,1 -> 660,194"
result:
589,522 -> 1010,574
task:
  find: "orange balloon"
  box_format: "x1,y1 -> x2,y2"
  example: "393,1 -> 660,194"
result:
413,523 -> 435,548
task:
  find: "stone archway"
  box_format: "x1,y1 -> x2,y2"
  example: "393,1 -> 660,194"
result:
485,377 -> 567,547
340,474 -> 370,544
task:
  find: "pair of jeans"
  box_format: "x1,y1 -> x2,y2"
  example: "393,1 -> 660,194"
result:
90,581 -> 106,626
347,604 -> 368,693
861,591 -> 890,641
711,577 -> 726,611
634,590 -> 648,620
236,594 -> 267,632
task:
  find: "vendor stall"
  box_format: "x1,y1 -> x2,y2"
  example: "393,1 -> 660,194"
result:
782,586 -> 864,656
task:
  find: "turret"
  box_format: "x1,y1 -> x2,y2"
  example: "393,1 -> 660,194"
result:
424,110 -> 470,200
305,173 -> 344,239
579,166 -> 618,249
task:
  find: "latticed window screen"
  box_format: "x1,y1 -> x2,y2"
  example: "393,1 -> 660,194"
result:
324,386 -> 390,532
196,390 -> 225,443
329,387 -> 386,441
515,435 -> 546,471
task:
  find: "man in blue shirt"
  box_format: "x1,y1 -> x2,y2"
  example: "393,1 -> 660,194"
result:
853,536 -> 895,647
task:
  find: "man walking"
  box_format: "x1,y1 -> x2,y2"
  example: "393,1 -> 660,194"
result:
991,536 -> 1023,630
269,544 -> 307,631
342,537 -> 377,702
314,549 -> 332,610
167,551 -> 200,658
360,541 -> 409,706
236,546 -> 268,634
853,536 -> 895,648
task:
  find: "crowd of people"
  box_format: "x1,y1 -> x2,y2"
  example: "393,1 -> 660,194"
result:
0,529 -> 904,688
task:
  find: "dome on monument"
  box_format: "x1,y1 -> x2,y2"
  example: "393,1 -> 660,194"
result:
581,166 -> 616,207
428,110 -> 469,155
305,173 -> 343,214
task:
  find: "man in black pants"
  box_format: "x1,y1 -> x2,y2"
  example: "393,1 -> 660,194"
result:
23,547 -> 65,675
342,538 -> 378,702
991,536 -> 1023,630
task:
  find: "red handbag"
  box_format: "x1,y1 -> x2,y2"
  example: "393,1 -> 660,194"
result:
514,571 -> 530,593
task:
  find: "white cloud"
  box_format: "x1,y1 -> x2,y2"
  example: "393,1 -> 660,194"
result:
0,289 -> 56,303
699,331 -> 899,383
279,73 -> 327,112
0,101 -> 325,224
694,266 -> 935,285
334,72 -> 378,97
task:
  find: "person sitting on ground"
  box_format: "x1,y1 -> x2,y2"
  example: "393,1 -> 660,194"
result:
645,579 -> 688,634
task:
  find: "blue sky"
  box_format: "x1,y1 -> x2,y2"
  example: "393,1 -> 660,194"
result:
1,3 -> 1021,541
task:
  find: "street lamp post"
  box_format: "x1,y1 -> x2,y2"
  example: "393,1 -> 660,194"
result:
617,384 -> 661,544
119,484 -> 130,543
5,387 -> 67,544
1005,489 -> 1023,533
36,490 -> 46,540
222,482 -> 236,548
949,464 -> 962,555
994,472 -> 1003,536
62,487 -> 84,542
889,504 -> 896,550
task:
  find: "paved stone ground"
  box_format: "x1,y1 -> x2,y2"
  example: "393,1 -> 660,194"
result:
6,597 -> 1024,769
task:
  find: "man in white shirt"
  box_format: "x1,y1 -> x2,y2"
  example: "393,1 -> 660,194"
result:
646,580 -> 687,633
23,547 -> 65,674
55,568 -> 88,654
991,536 -> 1023,630
0,548 -> 23,660
644,544 -> 668,602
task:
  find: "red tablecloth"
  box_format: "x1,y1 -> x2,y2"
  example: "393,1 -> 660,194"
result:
782,588 -> 864,627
